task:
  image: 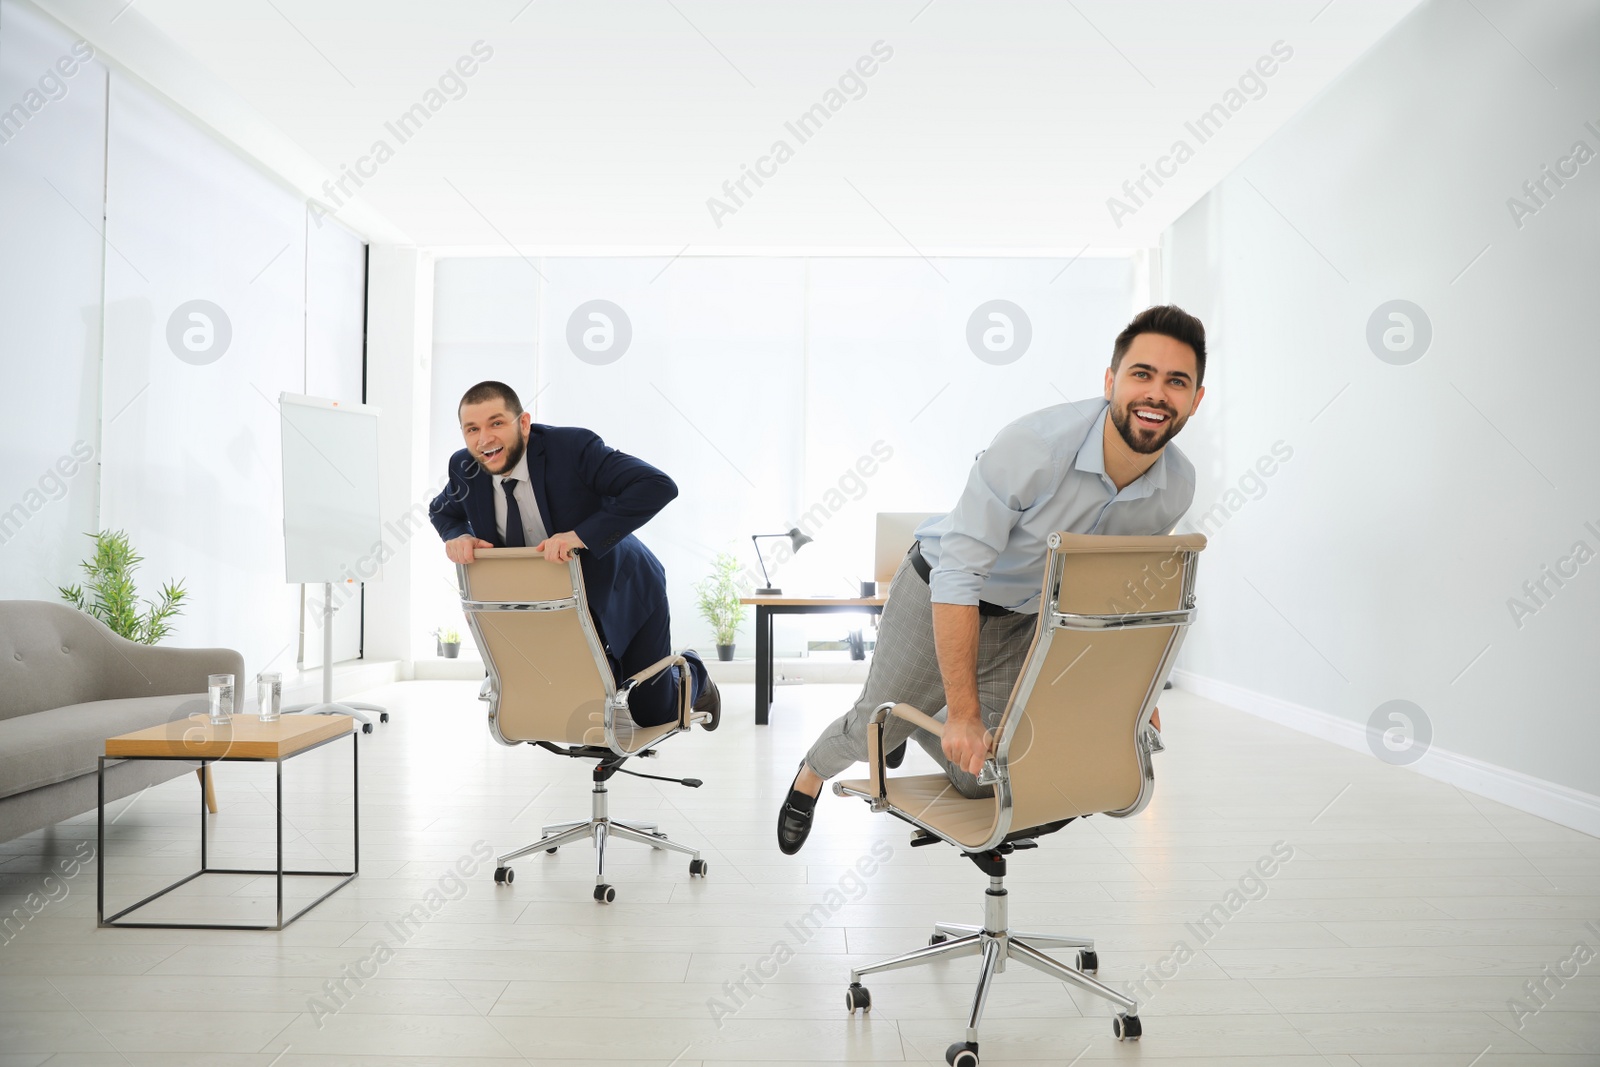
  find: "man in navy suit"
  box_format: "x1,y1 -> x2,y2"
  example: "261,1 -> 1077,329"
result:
429,380 -> 718,730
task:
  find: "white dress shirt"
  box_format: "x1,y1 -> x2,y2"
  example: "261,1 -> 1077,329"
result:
915,398 -> 1196,614
492,452 -> 549,547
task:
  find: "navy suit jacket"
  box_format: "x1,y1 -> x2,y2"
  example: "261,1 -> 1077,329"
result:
429,425 -> 678,660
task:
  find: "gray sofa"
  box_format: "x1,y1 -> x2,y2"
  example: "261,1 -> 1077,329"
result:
0,600 -> 245,842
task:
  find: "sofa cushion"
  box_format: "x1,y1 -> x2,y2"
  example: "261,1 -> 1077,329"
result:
0,696 -> 205,799
0,602 -> 112,720
0,600 -> 247,723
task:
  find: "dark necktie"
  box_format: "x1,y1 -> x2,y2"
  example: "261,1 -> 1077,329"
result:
500,478 -> 527,548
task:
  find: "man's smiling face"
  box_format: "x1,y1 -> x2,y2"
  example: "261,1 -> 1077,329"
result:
459,399 -> 530,475
1104,332 -> 1205,455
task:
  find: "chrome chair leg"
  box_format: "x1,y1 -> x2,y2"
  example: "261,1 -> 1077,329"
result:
540,820 -> 586,835
1010,930 -> 1094,948
1009,938 -> 1138,1013
963,937 -> 1004,1045
934,922 -> 980,938
851,932 -> 983,982
499,822 -> 592,865
593,822 -> 608,885
609,822 -> 699,858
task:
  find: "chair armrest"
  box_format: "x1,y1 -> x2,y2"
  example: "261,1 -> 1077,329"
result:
888,702 -> 944,738
883,703 -> 1002,787
616,654 -> 692,728
620,654 -> 681,689
862,702 -> 941,802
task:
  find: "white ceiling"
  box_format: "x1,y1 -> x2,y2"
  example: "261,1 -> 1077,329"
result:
35,0 -> 1425,252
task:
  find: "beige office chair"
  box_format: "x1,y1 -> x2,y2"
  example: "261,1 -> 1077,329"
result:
458,548 -> 712,903
834,531 -> 1206,1065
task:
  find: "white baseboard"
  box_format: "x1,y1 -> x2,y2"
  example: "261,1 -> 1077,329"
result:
408,655 -> 872,686
1170,668 -> 1600,838
282,658 -> 401,706
413,656 -> 486,680
704,657 -> 870,685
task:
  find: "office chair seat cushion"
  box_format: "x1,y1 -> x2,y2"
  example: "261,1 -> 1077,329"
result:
837,772 -> 1000,850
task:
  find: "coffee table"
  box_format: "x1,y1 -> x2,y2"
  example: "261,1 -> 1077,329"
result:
98,712 -> 358,930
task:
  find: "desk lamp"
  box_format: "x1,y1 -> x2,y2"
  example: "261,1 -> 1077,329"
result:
751,528 -> 813,595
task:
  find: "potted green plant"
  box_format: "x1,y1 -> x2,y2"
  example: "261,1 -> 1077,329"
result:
695,550 -> 748,661
59,530 -> 187,644
432,627 -> 461,658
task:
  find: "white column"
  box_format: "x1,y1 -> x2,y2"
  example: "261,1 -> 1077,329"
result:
363,245 -> 435,673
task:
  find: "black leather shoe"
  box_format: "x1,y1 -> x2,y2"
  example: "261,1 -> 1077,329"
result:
693,680 -> 721,731
885,742 -> 908,769
777,766 -> 821,855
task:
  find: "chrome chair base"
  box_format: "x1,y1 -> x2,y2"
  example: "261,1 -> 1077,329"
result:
847,872 -> 1139,1052
493,779 -> 705,902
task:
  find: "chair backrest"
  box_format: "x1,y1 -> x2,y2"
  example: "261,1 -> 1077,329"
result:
874,512 -> 940,586
991,532 -> 1205,838
456,549 -> 617,747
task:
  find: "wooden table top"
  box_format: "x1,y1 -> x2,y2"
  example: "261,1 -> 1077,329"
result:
105,713 -> 354,760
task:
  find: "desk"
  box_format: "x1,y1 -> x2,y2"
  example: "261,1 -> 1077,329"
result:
741,595 -> 887,725
99,713 -> 358,930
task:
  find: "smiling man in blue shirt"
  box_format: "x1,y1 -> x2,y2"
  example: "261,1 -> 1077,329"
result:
777,305 -> 1208,854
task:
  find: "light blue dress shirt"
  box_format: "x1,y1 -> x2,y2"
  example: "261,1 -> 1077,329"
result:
915,398 -> 1195,614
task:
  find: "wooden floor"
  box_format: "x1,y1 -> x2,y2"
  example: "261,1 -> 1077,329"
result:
2,679 -> 1598,1065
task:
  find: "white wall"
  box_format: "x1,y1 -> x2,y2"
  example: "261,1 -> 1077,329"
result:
0,0 -> 105,593
363,246 -> 435,667
430,254 -> 1134,658
0,0 -> 367,691
1162,0 -> 1599,822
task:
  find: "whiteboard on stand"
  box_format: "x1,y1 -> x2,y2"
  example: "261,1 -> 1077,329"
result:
279,393 -> 382,585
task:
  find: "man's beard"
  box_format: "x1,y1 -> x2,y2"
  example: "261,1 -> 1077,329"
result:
478,431 -> 527,476
1110,398 -> 1186,455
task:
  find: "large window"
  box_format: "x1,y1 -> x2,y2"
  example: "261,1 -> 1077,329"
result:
428,254 -> 1134,654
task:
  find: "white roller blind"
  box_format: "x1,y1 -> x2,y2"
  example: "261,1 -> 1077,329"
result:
100,72 -> 308,680
0,0 -> 107,599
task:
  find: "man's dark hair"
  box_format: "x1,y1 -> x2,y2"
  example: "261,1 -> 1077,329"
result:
1111,305 -> 1207,387
458,380 -> 523,418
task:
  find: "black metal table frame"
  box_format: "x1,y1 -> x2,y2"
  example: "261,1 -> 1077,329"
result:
753,602 -> 884,726
97,729 -> 358,930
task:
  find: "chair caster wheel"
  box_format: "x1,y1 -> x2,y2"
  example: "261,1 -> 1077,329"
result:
544,845 -> 558,854
493,866 -> 513,885
930,933 -> 948,946
945,1041 -> 979,1066
689,858 -> 709,877
1076,949 -> 1098,974
1113,1013 -> 1142,1041
379,712 -> 389,723
361,722 -> 373,734
594,884 -> 616,904
845,982 -> 871,1014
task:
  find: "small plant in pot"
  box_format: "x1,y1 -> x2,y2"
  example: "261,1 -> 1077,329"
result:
60,529 -> 187,644
433,627 -> 461,658
695,550 -> 748,662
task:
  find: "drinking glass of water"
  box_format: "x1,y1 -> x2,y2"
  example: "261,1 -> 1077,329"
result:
207,673 -> 234,726
257,672 -> 282,723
